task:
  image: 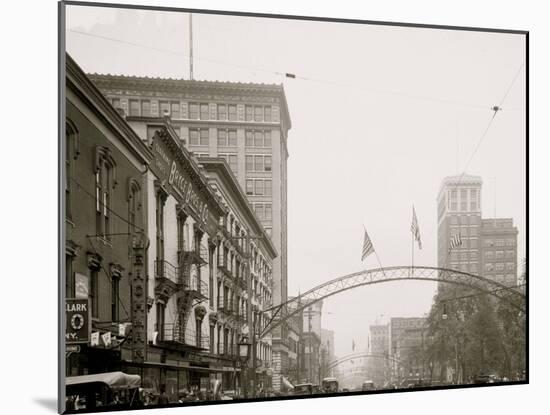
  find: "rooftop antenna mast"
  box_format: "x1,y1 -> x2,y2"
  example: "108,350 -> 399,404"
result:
189,13 -> 194,80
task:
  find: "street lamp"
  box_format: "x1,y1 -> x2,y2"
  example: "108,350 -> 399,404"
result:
238,334 -> 251,398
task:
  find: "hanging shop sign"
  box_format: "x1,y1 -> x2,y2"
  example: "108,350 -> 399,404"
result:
66,298 -> 90,344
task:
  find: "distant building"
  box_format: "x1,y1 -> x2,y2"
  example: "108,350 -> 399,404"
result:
320,329 -> 335,379
437,175 -> 483,285
302,301 -> 323,384
368,324 -> 390,386
480,218 -> 518,287
437,174 -> 519,288
389,317 -> 427,382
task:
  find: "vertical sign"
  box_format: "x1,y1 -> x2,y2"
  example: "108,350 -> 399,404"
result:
66,298 -> 90,344
131,236 -> 147,362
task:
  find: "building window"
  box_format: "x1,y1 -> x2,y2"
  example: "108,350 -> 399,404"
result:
265,204 -> 272,221
156,302 -> 165,341
228,155 -> 237,174
254,155 -> 264,172
200,103 -> 209,120
470,252 -> 478,260
128,183 -> 140,233
66,255 -> 74,298
245,130 -> 253,147
255,204 -> 264,220
95,150 -> 115,241
485,251 -> 494,260
228,130 -> 237,146
218,104 -> 227,120
200,129 -> 209,146
246,155 -> 253,172
506,262 -> 515,271
506,250 -> 515,258
470,238 -> 478,248
217,129 -> 227,147
265,227 -> 272,237
189,103 -> 199,119
265,156 -> 272,171
91,269 -> 99,318
254,106 -> 263,122
141,100 -> 151,116
264,130 -> 272,147
485,239 -> 494,247
470,263 -> 478,273
111,276 -> 120,322
496,250 -> 504,259
506,238 -> 515,246
495,263 -> 505,272
189,129 -> 199,145
255,180 -> 264,195
245,105 -> 253,121
196,319 -> 202,347
228,104 -> 237,121
156,190 -> 166,266
210,325 -> 215,353
246,180 -> 254,195
66,121 -> 79,220
264,106 -> 272,122
111,98 -> 121,111
129,99 -> 140,116
265,180 -> 272,197
257,131 -> 266,147
450,216 -> 458,225
171,102 -> 180,119
485,263 -> 494,272
159,101 -> 170,116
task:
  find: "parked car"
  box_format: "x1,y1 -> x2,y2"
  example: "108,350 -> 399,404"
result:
474,374 -> 499,384
361,380 -> 376,391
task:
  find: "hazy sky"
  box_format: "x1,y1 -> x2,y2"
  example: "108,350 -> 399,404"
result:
66,5 -> 526,358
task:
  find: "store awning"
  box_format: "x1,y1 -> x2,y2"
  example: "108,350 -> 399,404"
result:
66,371 -> 141,391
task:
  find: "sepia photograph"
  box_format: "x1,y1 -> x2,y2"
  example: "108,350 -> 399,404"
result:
60,1 -> 527,413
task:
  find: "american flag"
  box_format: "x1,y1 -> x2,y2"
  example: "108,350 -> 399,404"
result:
362,228 -> 375,261
411,206 -> 422,249
449,233 -> 462,252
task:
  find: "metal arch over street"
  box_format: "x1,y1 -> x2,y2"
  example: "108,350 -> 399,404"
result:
259,265 -> 525,339
326,351 -> 406,372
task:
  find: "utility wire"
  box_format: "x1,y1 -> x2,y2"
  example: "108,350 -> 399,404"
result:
69,29 -> 494,110
70,176 -> 146,233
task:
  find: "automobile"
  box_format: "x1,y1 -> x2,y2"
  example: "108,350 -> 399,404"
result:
474,374 -> 499,384
66,371 -> 142,411
341,388 -> 350,393
361,380 -> 376,391
321,377 -> 339,393
293,383 -> 314,395
400,378 -> 428,388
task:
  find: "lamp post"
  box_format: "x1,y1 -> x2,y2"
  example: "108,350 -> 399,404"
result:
238,334 -> 251,398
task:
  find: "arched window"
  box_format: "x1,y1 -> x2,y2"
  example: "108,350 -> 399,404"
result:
65,119 -> 80,220
94,146 -> 117,240
127,178 -> 142,233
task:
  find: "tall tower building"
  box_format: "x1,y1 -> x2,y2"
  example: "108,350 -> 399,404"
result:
88,74 -> 292,389
437,174 -> 518,288
437,175 -> 483,291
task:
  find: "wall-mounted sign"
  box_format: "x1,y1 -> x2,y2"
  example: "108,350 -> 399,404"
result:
151,134 -> 209,223
66,298 -> 90,344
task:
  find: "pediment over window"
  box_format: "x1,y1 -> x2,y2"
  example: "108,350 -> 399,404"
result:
87,252 -> 102,271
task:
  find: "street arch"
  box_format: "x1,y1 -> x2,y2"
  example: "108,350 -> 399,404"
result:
260,265 -> 525,338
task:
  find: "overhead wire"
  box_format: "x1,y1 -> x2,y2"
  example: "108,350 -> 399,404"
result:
69,29 -> 495,111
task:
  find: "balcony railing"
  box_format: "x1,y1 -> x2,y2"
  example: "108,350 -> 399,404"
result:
177,274 -> 209,300
217,297 -> 235,316
155,259 -> 178,281
161,323 -> 209,350
217,343 -> 237,358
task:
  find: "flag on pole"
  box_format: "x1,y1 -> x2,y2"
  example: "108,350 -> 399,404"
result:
449,233 -> 462,252
362,228 -> 375,261
411,206 -> 422,249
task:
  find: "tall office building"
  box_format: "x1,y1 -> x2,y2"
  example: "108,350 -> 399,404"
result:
88,74 -> 292,389
437,174 -> 518,288
437,175 -> 483,291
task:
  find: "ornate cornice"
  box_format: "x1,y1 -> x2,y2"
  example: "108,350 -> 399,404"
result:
86,252 -> 102,271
